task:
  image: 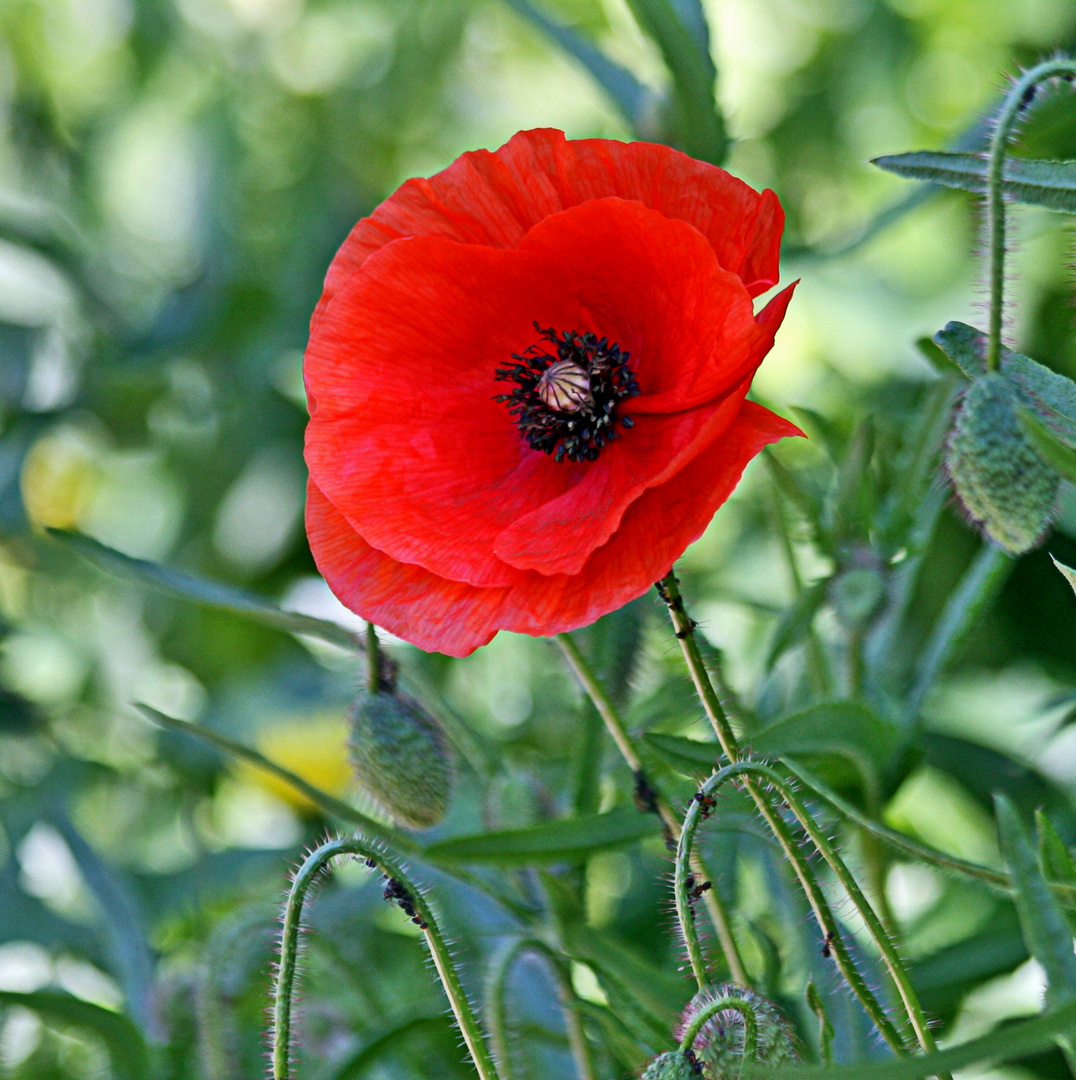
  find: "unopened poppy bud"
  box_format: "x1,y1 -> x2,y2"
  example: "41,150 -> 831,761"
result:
640,1051 -> 698,1080
679,984 -> 798,1078
945,373 -> 1058,554
348,691 -> 452,829
537,359 -> 591,413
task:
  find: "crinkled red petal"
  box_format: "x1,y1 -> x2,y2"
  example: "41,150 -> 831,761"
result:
307,403 -> 803,657
305,200 -> 785,587
311,129 -> 782,335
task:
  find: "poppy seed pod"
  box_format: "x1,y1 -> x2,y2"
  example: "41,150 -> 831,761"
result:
348,691 -> 452,829
945,373 -> 1058,554
640,1052 -> 699,1080
679,985 -> 798,1079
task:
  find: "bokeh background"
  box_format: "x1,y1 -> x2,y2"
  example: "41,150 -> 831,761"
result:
2,0 -> 1076,1077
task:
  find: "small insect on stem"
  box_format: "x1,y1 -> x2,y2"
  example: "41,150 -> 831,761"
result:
821,931 -> 835,959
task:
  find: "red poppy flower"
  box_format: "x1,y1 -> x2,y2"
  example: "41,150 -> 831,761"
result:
304,129 -> 801,657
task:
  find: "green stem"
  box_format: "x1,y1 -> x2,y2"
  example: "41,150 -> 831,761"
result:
273,837 -> 500,1080
678,995 -> 759,1063
674,763 -> 906,1055
366,621 -> 381,692
555,633 -> 749,985
657,574 -> 919,1057
986,59 -> 1076,371
681,762 -> 951,1073
487,938 -> 597,1080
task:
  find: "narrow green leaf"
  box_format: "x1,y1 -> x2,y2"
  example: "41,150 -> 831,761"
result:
765,579 -> 828,669
805,981 -> 833,1065
643,731 -> 721,776
751,701 -> 901,808
1018,405 -> 1076,485
50,816 -> 156,1034
623,0 -> 726,164
1036,810 -> 1076,886
50,529 -> 361,652
422,808 -> 660,867
136,705 -> 402,847
915,335 -> 964,378
741,998 -> 1076,1080
498,0 -> 652,129
327,1013 -> 448,1080
873,151 -> 1076,213
0,989 -> 150,1080
995,795 -> 1076,1009
1052,555 -> 1076,598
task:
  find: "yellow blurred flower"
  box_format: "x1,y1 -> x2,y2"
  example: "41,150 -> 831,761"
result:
21,428 -> 102,530
242,712 -> 352,814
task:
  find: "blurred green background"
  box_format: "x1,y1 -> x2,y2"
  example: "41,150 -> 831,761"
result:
2,0 -> 1076,1077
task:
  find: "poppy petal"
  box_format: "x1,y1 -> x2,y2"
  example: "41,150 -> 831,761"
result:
311,129 -> 782,334
306,202 -> 787,588
306,402 -> 803,657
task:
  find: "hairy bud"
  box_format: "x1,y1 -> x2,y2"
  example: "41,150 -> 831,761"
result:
945,373 -> 1058,553
641,1051 -> 699,1080
679,984 -> 798,1079
348,691 -> 452,829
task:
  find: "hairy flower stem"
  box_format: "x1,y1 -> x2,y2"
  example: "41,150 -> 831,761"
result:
273,837 -> 500,1080
365,621 -> 381,692
677,995 -> 759,1061
555,632 -> 749,985
487,938 -> 597,1080
657,573 -> 943,1063
986,58 -> 1076,371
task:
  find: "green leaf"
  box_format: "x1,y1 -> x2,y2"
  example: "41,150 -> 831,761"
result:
136,705 -> 403,847
327,1013 -> 449,1080
915,335 -> 964,378
751,701 -> 902,809
643,731 -> 722,776
740,997 -> 1076,1080
765,579 -> 828,669
622,0 -> 726,164
1036,810 -> 1076,886
1051,555 -> 1076,598
0,990 -> 150,1080
1018,405 -> 1076,485
872,151 -> 1076,213
422,807 -> 661,867
995,795 -> 1076,1010
498,0 -> 653,129
49,529 -> 361,651
805,981 -> 833,1065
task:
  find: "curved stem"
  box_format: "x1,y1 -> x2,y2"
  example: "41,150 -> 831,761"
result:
678,995 -> 759,1064
674,762 -> 906,1055
986,59 -> 1076,371
487,938 -> 597,1080
273,837 -> 500,1080
680,761 -> 951,1073
555,633 -> 749,985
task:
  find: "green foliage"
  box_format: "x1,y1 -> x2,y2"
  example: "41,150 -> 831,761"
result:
872,151 -> 1076,213
3,3 -> 1076,1079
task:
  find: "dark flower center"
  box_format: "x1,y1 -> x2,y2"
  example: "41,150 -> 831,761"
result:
494,324 -> 639,463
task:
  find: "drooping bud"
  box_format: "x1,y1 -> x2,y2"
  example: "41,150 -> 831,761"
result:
537,359 -> 591,412
348,691 -> 452,829
679,985 -> 798,1079
640,1051 -> 699,1080
945,373 -> 1058,553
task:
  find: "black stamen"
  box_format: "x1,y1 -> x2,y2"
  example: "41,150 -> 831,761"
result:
494,323 -> 640,463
